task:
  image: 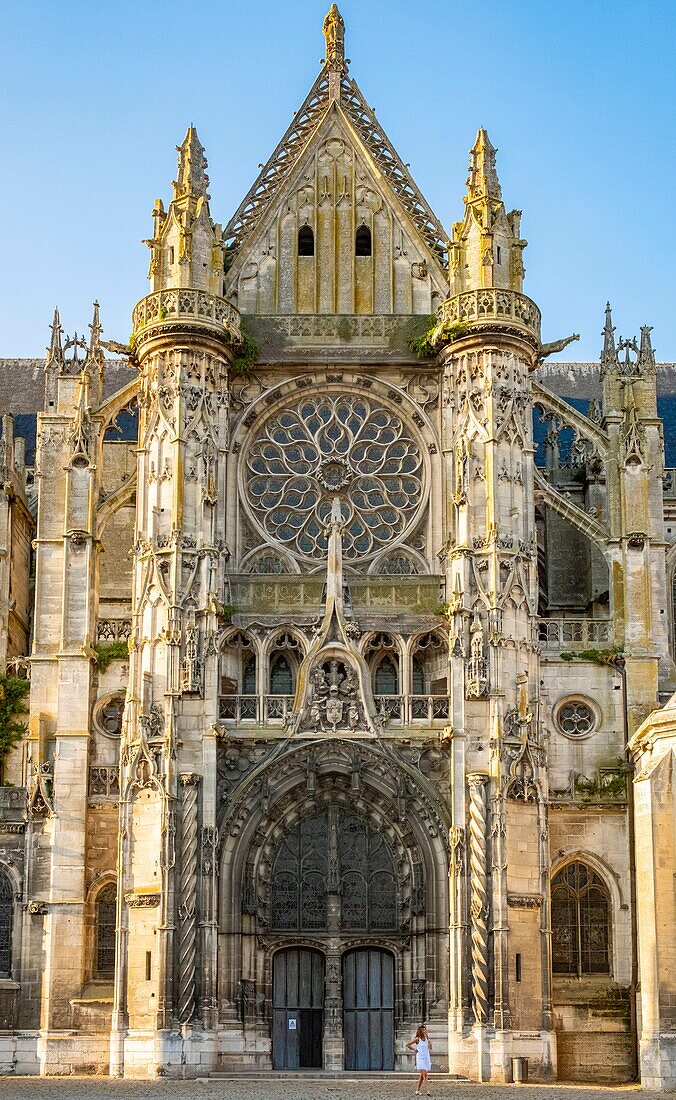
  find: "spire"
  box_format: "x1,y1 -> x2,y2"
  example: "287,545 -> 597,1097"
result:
323,4 -> 346,71
46,308 -> 64,369
600,302 -> 618,375
173,126 -> 210,201
465,129 -> 503,206
147,129 -> 223,294
88,300 -> 102,356
44,307 -> 64,409
325,496 -> 345,613
84,300 -> 105,404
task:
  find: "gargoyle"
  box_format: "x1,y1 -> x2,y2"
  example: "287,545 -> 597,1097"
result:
101,338 -> 136,361
539,333 -> 580,361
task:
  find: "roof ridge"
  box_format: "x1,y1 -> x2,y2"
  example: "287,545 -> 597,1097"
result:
223,68 -> 332,250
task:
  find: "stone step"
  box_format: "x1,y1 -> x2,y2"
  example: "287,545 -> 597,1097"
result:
201,1072 -> 468,1082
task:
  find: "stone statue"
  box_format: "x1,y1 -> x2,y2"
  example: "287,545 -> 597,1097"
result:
323,4 -> 345,69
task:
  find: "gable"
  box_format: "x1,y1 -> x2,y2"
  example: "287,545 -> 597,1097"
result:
225,105 -> 449,316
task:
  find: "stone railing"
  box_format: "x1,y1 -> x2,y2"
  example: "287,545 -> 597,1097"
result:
217,694 -> 450,727
132,288 -> 241,343
229,575 -> 443,616
437,288 -> 541,344
538,618 -> 612,650
96,618 -> 132,642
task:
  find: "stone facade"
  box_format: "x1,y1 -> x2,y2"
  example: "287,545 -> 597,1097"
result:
0,6 -> 673,1087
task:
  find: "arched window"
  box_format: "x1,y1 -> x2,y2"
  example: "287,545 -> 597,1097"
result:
298,225 -> 315,256
0,871 -> 12,979
270,654 -> 294,695
412,657 -> 425,695
355,225 -> 372,257
271,813 -> 329,931
95,884 -> 117,979
242,654 -> 257,695
374,655 -> 398,696
551,861 -> 610,976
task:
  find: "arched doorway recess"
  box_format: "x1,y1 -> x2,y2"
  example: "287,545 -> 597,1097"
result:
217,737 -> 451,1071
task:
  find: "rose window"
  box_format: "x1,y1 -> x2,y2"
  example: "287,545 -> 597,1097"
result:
244,395 -> 425,561
556,699 -> 596,738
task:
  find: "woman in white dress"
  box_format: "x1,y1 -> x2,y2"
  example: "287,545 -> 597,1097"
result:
406,1025 -> 432,1095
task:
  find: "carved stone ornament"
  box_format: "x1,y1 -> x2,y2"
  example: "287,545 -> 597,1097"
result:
27,900 -> 48,915
299,657 -> 365,734
27,761 -> 55,818
507,892 -> 542,909
124,891 -> 161,908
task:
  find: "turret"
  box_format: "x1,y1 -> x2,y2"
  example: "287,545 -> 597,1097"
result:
112,131 -> 240,1077
450,129 -> 527,294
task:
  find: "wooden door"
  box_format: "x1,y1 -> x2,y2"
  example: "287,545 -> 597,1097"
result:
343,948 -> 395,1070
272,947 -> 324,1069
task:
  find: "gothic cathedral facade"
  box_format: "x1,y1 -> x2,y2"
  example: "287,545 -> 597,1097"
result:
0,7 -> 674,1088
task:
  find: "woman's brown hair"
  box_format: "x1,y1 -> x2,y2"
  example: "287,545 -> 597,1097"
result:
415,1025 -> 427,1039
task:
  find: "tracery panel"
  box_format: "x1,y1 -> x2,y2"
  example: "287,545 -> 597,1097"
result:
243,393 -> 426,566
268,807 -> 398,933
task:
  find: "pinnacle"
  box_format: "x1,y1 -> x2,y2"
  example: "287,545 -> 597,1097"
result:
47,306 -> 64,364
173,125 -> 210,201
465,128 -> 503,205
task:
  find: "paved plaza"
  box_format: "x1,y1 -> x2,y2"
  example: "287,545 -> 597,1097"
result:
0,1079 -> 655,1100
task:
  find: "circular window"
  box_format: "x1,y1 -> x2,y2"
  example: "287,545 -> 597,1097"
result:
94,693 -> 125,739
555,697 -> 597,739
243,393 -> 426,563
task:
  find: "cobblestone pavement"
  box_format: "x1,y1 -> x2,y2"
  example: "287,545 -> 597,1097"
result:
0,1080 -> 654,1100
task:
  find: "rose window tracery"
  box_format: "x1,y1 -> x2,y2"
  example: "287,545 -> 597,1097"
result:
244,394 -> 425,562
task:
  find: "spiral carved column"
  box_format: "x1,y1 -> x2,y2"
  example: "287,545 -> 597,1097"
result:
468,772 -> 490,1026
178,772 -> 200,1024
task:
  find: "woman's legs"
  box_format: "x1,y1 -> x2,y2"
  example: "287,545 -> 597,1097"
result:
415,1070 -> 424,1094
422,1068 -> 430,1094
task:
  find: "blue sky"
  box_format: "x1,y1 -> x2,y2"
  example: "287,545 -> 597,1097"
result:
1,0 -> 675,360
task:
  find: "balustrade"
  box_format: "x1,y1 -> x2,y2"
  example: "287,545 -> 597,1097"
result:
538,618 -> 611,649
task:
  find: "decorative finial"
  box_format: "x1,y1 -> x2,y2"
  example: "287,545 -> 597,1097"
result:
173,125 -> 210,201
323,4 -> 345,71
465,128 -> 503,205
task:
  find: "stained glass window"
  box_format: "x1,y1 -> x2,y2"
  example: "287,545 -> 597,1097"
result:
0,871 -> 12,978
244,395 -> 424,563
95,884 -> 117,978
551,861 -> 610,976
269,809 -> 399,932
270,655 -> 294,695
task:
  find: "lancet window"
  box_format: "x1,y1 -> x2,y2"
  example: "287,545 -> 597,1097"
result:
0,871 -> 12,978
298,225 -> 315,256
95,884 -> 117,978
355,224 -> 372,257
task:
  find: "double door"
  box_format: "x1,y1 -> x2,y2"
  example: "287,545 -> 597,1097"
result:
272,945 -> 395,1071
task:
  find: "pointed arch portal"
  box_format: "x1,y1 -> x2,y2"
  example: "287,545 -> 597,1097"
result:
217,736 -> 450,1071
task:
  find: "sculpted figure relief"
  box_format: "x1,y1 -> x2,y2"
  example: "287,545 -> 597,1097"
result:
301,657 -> 364,733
